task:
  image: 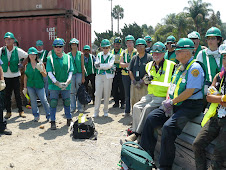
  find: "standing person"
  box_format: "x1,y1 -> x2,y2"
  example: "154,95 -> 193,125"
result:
46,38 -> 74,130
83,45 -> 96,104
93,39 -> 115,117
140,38 -> 205,170
187,31 -> 203,59
23,47 -> 50,122
0,58 -> 12,135
36,40 -> 49,98
120,35 -> 137,116
144,35 -> 152,53
193,44 -> 226,170
111,37 -> 125,109
129,38 -> 153,107
0,32 -> 28,119
125,42 -> 175,142
68,38 -> 85,113
164,35 -> 178,64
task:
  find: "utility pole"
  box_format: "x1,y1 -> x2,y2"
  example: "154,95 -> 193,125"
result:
109,0 -> 113,32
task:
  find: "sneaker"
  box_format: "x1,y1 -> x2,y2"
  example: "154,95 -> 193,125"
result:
104,112 -> 108,117
67,119 -> 72,126
70,110 -> 75,113
46,114 -> 50,122
120,104 -> 125,109
50,121 -> 56,130
113,103 -> 119,108
93,113 -> 99,118
34,116 -> 40,122
0,128 -> 12,135
125,134 -> 137,142
123,112 -> 130,117
19,111 -> 26,118
78,109 -> 84,113
4,112 -> 12,119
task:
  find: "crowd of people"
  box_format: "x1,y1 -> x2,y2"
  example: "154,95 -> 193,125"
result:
0,26 -> 226,169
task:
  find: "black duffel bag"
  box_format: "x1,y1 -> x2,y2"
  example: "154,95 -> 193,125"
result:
76,84 -> 91,105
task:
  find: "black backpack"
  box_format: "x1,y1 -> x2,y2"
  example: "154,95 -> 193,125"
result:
76,84 -> 91,105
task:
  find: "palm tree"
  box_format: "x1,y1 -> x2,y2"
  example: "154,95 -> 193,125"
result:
112,5 -> 124,33
184,0 -> 213,33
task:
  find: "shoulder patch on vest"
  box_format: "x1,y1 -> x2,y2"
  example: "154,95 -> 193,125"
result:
191,69 -> 199,77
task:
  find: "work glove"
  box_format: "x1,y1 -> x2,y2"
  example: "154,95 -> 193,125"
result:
22,88 -> 27,96
132,80 -> 137,85
162,99 -> 174,117
143,75 -> 153,84
54,81 -> 64,89
94,62 -> 100,68
36,62 -> 44,72
221,95 -> 226,102
207,86 -> 220,95
0,80 -> 6,91
61,80 -> 71,90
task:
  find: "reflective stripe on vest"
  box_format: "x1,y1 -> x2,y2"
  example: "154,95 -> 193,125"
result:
50,53 -> 70,75
96,53 -> 113,74
84,54 -> 94,76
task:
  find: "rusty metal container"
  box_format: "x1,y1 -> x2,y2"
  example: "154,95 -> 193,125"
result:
0,14 -> 91,52
0,0 -> 91,23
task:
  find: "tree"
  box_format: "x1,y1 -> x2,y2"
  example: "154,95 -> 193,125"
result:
94,30 -> 113,47
142,24 -> 155,37
112,5 -> 124,33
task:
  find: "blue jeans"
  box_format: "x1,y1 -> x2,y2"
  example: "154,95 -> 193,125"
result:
27,87 -> 50,119
49,90 -> 71,121
140,99 -> 203,168
122,75 -> 131,113
43,76 -> 49,99
70,73 -> 83,111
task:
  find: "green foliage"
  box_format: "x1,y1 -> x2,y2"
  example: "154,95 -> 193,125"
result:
112,5 -> 124,33
94,30 -> 113,47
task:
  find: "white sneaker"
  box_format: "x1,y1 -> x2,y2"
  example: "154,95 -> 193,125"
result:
104,113 -> 108,117
78,109 -> 84,113
34,116 -> 40,122
93,113 -> 99,118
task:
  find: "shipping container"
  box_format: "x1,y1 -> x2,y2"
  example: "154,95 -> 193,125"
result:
0,14 -> 91,52
0,0 -> 91,23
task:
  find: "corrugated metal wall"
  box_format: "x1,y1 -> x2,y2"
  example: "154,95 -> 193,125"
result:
0,15 -> 91,52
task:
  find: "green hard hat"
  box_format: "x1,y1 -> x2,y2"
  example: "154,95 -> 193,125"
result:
205,27 -> 222,37
151,42 -> 166,53
28,47 -> 38,55
14,39 -> 18,43
101,39 -> 111,47
36,40 -> 43,46
135,38 -> 147,47
175,38 -> 195,51
166,35 -> 176,43
144,35 -> 152,42
69,38 -> 79,45
114,37 -> 122,44
125,35 -> 135,42
188,31 -> 201,40
83,45 -> 90,50
219,44 -> 226,55
4,32 -> 15,39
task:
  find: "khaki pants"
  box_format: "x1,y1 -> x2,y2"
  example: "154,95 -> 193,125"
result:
130,83 -> 147,108
132,94 -> 165,133
94,74 -> 113,115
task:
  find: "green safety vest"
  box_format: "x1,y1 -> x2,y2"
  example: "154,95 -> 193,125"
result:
193,45 -> 202,59
121,48 -> 137,75
84,54 -> 95,76
96,52 -> 114,75
25,63 -> 44,89
111,48 -> 122,68
47,52 -> 72,90
202,49 -> 222,83
169,59 -> 204,106
1,46 -> 19,73
146,60 -> 175,97
68,51 -> 82,74
38,50 -> 48,63
164,51 -> 179,64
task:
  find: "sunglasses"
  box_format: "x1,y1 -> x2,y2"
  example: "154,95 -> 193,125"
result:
152,45 -> 166,52
54,46 -> 63,48
102,47 -> 109,49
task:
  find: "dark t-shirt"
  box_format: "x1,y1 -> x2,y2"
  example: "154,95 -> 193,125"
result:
128,53 -> 153,81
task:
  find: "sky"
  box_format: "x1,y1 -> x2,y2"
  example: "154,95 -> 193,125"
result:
91,0 -> 226,42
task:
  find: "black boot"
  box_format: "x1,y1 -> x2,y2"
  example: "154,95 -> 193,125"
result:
67,119 -> 72,126
50,121 -> 56,130
0,128 -> 12,135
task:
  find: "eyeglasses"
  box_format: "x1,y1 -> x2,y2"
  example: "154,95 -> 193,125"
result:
207,37 -> 217,41
136,45 -> 145,48
54,46 -> 63,48
152,45 -> 166,52
175,50 -> 187,54
167,42 -> 173,45
102,47 -> 109,49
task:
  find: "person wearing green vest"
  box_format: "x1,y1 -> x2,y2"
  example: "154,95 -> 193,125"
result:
36,40 -> 49,98
125,42 -> 175,142
192,44 -> 226,170
0,58 -> 12,135
140,38 -> 205,169
46,38 -> 74,130
196,27 -> 223,110
68,38 -> 85,113
187,31 -> 204,59
129,38 -> 153,108
0,32 -> 28,119
111,37 -> 125,109
23,47 -> 50,122
120,35 -> 137,116
83,45 -> 96,104
93,39 -> 115,117
164,35 -> 179,64
144,35 -> 152,53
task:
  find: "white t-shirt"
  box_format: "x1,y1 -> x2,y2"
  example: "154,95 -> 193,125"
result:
0,46 -> 28,78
